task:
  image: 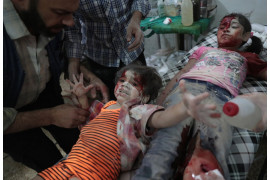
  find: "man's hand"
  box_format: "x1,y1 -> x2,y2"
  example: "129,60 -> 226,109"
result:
50,104 -> 89,128
4,105 -> 90,134
80,65 -> 110,103
126,11 -> 144,52
88,76 -> 109,103
179,80 -> 220,127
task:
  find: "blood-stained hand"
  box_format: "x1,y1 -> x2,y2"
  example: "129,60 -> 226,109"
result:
66,73 -> 94,98
179,80 -> 221,127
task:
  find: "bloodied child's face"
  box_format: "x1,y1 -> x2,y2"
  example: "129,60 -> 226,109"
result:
217,16 -> 249,50
114,70 -> 144,104
183,147 -> 223,180
182,133 -> 224,180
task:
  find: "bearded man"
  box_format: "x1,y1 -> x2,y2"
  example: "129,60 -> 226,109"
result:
3,0 -> 89,172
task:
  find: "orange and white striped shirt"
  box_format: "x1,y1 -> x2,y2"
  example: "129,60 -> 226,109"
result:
39,101 -> 163,179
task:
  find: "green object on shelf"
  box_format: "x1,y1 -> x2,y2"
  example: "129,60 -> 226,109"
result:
141,16 -> 211,40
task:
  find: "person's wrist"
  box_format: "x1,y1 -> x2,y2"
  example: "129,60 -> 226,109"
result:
78,96 -> 90,110
69,59 -> 80,72
182,103 -> 189,117
47,107 -> 56,125
69,57 -> 80,63
131,11 -> 142,24
79,65 -> 96,81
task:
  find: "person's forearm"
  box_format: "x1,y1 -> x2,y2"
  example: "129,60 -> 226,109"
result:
4,108 -> 53,134
78,96 -> 90,110
149,102 -> 189,129
156,74 -> 179,105
80,64 -> 98,82
68,58 -> 80,77
131,0 -> 151,19
131,11 -> 143,24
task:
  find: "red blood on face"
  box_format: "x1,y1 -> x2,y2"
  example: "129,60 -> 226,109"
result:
183,133 -> 223,180
114,70 -> 127,96
114,70 -> 144,101
220,16 -> 235,32
217,16 -> 245,49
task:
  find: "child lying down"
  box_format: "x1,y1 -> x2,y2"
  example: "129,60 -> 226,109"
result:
133,13 -> 266,180
33,64 -> 218,180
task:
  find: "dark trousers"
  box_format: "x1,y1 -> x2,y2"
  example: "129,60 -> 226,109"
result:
82,52 -> 146,100
3,79 -> 80,172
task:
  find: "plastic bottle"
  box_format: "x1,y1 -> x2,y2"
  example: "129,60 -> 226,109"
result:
181,0 -> 194,26
222,97 -> 262,131
158,0 -> 166,17
192,0 -> 200,21
200,0 -> 207,18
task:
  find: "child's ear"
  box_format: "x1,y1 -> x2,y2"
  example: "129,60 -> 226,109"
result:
142,95 -> 150,104
242,32 -> 251,42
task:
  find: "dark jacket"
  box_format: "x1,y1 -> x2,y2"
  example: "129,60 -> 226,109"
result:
3,25 -> 64,107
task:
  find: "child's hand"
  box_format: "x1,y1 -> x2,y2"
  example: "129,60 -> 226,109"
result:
179,80 -> 220,127
66,73 -> 94,98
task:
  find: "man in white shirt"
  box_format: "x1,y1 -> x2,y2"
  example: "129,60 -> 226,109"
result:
3,0 -> 88,172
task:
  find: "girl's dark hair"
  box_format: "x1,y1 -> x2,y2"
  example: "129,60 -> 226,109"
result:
115,64 -> 162,102
222,13 -> 262,54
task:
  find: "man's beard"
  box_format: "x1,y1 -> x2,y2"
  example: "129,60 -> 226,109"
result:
18,0 -> 61,37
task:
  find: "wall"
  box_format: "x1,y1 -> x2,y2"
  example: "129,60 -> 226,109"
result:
210,0 -> 267,29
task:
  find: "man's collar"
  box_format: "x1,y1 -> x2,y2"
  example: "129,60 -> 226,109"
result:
3,0 -> 30,40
